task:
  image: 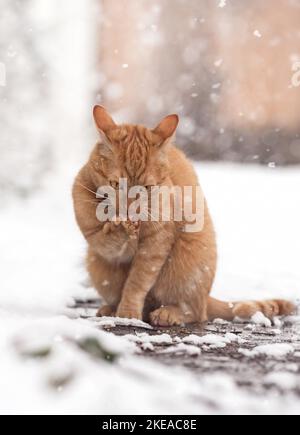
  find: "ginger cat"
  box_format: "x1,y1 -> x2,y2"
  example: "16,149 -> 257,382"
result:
72,106 -> 295,326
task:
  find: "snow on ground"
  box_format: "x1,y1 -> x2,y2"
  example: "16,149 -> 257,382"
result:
182,332 -> 245,349
239,343 -> 295,359
0,163 -> 300,414
199,163 -> 300,303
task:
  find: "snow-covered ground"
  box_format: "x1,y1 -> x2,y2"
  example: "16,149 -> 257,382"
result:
0,163 -> 299,414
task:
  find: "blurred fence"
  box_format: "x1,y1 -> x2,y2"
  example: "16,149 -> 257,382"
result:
98,0 -> 300,165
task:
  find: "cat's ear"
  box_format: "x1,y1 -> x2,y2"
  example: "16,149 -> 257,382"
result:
153,114 -> 179,143
93,106 -> 116,158
93,105 -> 116,135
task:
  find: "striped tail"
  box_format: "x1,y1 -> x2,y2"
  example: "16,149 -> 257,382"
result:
207,297 -> 296,322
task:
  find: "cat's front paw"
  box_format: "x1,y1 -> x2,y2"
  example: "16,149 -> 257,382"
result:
150,306 -> 184,326
116,303 -> 143,321
102,219 -> 140,239
96,305 -> 116,318
121,221 -> 140,239
103,219 -> 122,235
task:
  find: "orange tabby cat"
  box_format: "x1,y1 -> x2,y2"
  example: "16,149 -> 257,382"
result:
72,106 -> 295,326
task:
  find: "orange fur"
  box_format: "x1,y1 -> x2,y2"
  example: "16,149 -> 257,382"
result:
72,107 -> 296,326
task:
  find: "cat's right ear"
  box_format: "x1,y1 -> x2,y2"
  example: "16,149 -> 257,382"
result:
93,105 -> 116,135
153,114 -> 179,143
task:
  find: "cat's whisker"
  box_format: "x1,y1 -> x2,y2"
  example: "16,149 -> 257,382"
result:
76,182 -> 98,196
145,210 -> 166,227
143,211 -> 162,232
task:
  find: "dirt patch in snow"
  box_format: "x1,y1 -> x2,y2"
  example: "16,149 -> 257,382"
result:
73,298 -> 300,398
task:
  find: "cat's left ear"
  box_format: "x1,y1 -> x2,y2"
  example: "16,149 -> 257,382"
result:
153,114 -> 179,145
93,105 -> 116,159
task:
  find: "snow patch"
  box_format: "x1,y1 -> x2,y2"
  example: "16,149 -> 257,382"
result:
254,30 -> 262,38
218,0 -> 227,8
161,343 -> 201,356
183,333 -> 244,349
251,312 -> 272,328
124,333 -> 173,346
92,316 -> 153,330
284,315 -> 300,325
265,372 -> 299,390
239,344 -> 294,359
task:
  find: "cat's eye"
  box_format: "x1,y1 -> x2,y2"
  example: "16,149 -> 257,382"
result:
110,181 -> 119,189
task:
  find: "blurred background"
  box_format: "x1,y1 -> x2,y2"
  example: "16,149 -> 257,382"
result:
0,0 -> 300,196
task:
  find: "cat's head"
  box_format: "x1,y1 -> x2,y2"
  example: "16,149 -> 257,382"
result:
90,105 -> 179,189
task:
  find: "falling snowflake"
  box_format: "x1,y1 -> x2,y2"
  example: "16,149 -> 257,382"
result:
214,59 -> 223,67
218,0 -> 227,8
253,30 -> 262,38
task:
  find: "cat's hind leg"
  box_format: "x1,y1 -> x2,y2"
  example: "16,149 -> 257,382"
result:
149,305 -> 198,327
149,234 -> 213,326
96,305 -> 116,317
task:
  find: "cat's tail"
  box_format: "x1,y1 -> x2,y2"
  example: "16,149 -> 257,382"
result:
207,296 -> 296,322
